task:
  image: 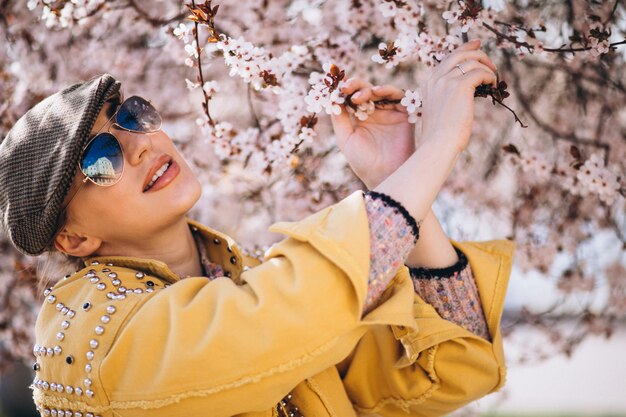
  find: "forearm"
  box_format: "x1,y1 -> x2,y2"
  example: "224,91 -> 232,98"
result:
372,138 -> 460,227
404,209 -> 458,269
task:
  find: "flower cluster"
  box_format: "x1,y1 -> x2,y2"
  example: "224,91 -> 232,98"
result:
572,153 -> 621,205
346,100 -> 376,121
215,35 -> 308,92
304,63 -> 346,116
400,89 -> 422,123
27,0 -> 106,29
516,149 -> 553,183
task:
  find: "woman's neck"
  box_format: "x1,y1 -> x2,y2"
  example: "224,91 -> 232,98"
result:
93,218 -> 204,278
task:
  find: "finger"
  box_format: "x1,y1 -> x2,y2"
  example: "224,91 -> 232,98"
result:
340,77 -> 372,94
371,85 -> 409,113
330,108 -> 355,144
444,61 -> 498,87
461,67 -> 498,90
371,85 -> 404,100
438,50 -> 497,77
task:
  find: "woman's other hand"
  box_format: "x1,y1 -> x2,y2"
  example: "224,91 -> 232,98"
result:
330,79 -> 415,190
420,38 -> 498,153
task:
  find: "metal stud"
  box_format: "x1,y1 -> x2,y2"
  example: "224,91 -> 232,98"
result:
111,279 -> 121,286
96,283 -> 106,291
85,413 -> 94,417
118,286 -> 127,293
89,277 -> 99,283
61,320 -> 70,329
84,378 -> 92,387
106,262 -> 113,266
56,384 -> 64,393
86,351 -> 94,360
102,268 -> 110,273
94,326 -> 104,335
106,305 -> 116,314
44,409 -> 51,416
56,332 -> 65,341
116,294 -> 126,300
65,385 -> 73,394
134,288 -> 143,294
51,409 -> 58,417
108,272 -> 117,278
42,381 -> 49,390
53,345 -> 62,355
65,355 -> 74,364
44,288 -> 52,296
135,272 -> 145,279
65,410 -> 73,417
89,339 -> 99,349
91,261 -> 100,265
67,310 -> 76,319
85,363 -> 92,373
61,307 -> 69,315
100,315 -> 110,324
56,303 -> 64,311
86,390 -> 94,398
47,295 -> 56,304
46,347 -> 54,356
75,387 -> 83,396
82,302 -> 91,311
74,412 -> 83,417
106,292 -> 116,299
146,287 -> 154,293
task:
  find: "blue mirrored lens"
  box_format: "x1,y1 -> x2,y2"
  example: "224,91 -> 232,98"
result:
115,96 -> 161,132
80,133 -> 123,185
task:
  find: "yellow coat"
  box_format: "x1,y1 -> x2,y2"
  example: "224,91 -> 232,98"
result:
31,190 -> 515,417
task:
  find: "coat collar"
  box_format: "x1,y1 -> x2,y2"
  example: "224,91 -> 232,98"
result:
83,218 -> 246,285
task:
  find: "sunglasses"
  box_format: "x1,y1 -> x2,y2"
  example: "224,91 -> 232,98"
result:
58,89 -> 162,217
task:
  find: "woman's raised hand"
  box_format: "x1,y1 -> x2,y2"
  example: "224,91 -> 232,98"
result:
330,79 -> 415,190
420,38 -> 498,153
371,39 -> 500,223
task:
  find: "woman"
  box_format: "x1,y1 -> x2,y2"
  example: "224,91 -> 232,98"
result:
0,39 -> 514,417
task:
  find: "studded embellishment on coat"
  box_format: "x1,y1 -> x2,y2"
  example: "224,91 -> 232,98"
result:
31,262 -> 168,417
276,392 -> 304,417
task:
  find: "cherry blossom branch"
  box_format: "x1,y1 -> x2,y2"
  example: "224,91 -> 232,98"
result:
126,0 -> 187,27
481,21 -> 626,54
504,51 -> 611,156
187,0 -> 215,127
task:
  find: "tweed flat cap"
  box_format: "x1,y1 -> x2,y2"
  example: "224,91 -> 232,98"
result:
0,73 -> 122,256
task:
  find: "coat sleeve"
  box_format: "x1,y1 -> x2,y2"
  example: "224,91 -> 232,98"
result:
336,238 -> 515,417
98,190 -> 418,417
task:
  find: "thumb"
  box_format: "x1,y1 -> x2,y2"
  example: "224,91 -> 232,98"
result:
329,106 -> 354,148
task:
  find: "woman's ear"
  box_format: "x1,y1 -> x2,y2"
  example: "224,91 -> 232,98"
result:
53,228 -> 102,258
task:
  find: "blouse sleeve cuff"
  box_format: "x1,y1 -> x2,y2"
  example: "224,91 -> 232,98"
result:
408,247 -> 491,341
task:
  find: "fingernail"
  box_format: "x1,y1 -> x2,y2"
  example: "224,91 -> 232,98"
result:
353,92 -> 362,99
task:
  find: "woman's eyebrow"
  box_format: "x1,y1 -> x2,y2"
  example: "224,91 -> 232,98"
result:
105,99 -> 119,119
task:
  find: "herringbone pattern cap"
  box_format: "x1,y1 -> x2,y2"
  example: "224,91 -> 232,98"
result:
0,73 -> 122,256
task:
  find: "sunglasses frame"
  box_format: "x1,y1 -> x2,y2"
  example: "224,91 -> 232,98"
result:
56,88 -> 162,225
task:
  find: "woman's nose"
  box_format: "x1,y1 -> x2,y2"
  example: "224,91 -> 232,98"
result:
113,127 -> 154,166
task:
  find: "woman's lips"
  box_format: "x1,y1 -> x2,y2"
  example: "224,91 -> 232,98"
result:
144,160 -> 180,193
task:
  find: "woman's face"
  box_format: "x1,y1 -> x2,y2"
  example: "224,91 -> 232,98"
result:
57,95 -> 202,256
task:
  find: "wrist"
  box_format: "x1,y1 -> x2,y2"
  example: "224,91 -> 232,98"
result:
422,132 -> 467,155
